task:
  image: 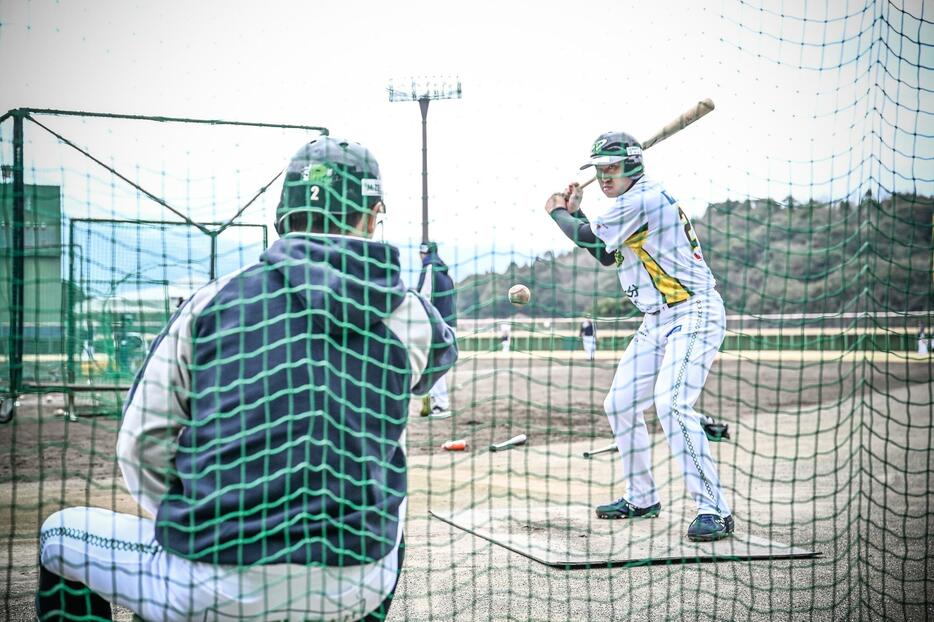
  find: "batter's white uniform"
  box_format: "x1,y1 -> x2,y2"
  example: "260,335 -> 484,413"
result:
591,175 -> 731,517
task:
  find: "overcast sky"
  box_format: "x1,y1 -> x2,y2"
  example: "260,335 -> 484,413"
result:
1,0 -> 930,282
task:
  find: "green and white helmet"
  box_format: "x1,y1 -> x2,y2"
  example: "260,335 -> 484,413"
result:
276,136 -> 382,234
579,131 -> 644,177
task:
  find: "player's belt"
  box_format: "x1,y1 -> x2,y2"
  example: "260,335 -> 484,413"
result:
648,296 -> 691,315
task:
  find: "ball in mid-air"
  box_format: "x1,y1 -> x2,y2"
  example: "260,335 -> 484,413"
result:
508,284 -> 531,306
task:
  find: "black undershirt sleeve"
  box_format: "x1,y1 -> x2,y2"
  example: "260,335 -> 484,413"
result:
549,208 -> 616,266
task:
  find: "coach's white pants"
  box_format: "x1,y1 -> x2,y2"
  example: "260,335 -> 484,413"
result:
39,506 -> 402,622
582,336 -> 596,360
603,291 -> 731,516
429,372 -> 451,411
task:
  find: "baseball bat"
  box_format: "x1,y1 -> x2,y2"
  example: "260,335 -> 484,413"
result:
489,433 -> 528,452
579,98 -> 716,190
582,442 -> 618,458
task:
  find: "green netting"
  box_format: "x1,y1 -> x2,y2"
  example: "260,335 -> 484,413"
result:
2,2 -> 934,621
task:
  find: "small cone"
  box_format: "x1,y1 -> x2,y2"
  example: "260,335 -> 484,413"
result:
441,439 -> 467,451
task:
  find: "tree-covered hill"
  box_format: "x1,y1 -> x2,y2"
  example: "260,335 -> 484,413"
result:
456,193 -> 933,318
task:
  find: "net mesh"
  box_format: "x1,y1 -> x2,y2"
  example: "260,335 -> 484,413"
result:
2,2 -> 933,621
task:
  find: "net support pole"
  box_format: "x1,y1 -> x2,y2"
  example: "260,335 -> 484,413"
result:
9,110 -> 25,397
419,97 -> 430,245
210,233 -> 218,281
66,220 -> 77,412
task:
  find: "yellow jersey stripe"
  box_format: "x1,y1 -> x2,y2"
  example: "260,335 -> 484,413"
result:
625,225 -> 693,304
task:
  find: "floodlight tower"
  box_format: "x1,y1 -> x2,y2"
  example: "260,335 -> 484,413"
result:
388,76 -> 462,244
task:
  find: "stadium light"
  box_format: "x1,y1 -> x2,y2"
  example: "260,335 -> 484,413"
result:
387,76 -> 462,244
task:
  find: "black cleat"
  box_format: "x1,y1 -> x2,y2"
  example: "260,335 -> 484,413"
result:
702,421 -> 730,442
687,514 -> 735,542
595,497 -> 662,520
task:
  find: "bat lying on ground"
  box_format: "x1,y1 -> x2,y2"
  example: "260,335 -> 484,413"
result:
582,442 -> 617,458
583,417 -> 730,459
489,434 -> 528,452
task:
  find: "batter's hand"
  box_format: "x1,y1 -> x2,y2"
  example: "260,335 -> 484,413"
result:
565,183 -> 583,214
544,191 -> 569,215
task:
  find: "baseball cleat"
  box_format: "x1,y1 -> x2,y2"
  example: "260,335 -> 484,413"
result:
701,420 -> 731,442
687,514 -> 735,542
595,498 -> 661,520
428,406 -> 452,419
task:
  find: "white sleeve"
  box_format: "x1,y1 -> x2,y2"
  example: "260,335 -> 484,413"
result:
116,304 -> 194,517
116,269 -> 247,516
383,290 -> 458,394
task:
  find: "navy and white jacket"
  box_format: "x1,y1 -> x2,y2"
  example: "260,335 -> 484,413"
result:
117,234 -> 458,567
415,249 -> 457,328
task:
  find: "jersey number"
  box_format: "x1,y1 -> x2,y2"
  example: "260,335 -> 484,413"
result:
309,185 -> 321,202
662,190 -> 700,252
678,208 -> 700,252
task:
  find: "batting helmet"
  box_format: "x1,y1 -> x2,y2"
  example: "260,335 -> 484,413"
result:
579,131 -> 644,177
276,136 -> 383,235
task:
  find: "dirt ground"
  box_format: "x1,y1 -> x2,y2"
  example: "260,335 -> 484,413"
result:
1,353 -> 932,620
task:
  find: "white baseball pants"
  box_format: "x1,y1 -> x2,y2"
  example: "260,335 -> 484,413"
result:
603,290 -> 731,516
39,506 -> 403,622
581,336 -> 596,360
429,372 -> 451,411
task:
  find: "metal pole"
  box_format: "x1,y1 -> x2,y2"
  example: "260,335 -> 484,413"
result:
419,98 -> 430,244
66,221 -> 77,418
10,110 -> 25,397
209,233 -> 217,281
387,77 -> 461,244
67,221 -> 76,391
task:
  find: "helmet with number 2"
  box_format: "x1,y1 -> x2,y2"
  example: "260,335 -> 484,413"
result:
276,136 -> 383,235
579,131 -> 644,177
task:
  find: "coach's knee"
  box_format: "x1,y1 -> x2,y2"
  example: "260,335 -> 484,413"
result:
39,507 -> 87,570
39,510 -> 67,569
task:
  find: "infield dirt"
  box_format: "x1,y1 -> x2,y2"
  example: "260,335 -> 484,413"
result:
1,355 -> 931,620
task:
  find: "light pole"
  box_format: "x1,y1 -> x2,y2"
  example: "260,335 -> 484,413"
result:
388,76 -> 462,244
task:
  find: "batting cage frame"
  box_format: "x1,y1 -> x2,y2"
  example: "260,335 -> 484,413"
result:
0,107 -> 328,423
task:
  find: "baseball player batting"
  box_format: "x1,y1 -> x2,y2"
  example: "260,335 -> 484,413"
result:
544,130 -> 734,542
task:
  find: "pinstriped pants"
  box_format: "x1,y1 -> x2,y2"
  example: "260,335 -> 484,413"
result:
602,290 -> 732,516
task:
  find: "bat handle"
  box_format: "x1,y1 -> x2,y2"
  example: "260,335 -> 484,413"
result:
580,176 -> 597,190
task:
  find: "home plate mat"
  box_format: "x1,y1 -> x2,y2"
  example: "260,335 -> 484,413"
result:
430,504 -> 818,567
